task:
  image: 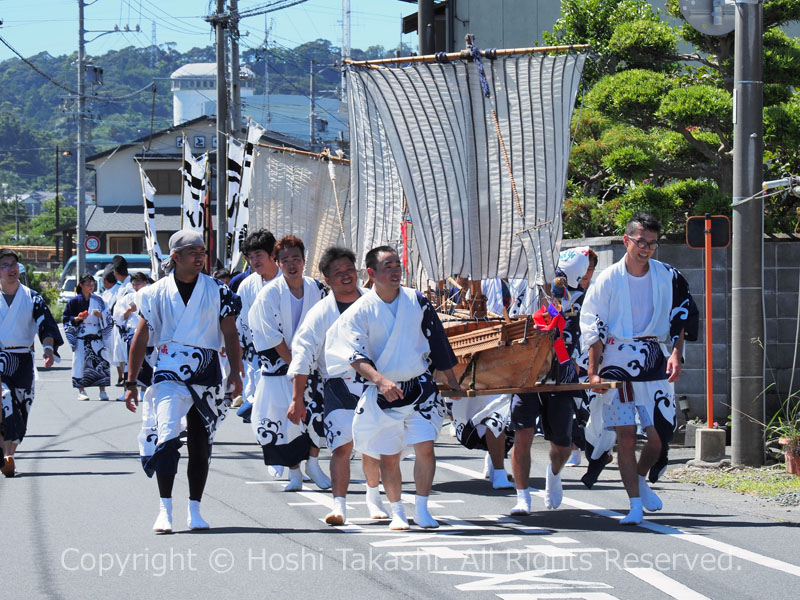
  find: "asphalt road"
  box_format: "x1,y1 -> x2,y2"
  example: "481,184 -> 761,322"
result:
2,339 -> 799,600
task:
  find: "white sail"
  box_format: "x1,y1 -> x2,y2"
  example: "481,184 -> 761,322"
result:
346,52 -> 586,285
248,148 -> 351,278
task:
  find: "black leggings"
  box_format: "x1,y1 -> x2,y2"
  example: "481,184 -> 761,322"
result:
156,406 -> 211,501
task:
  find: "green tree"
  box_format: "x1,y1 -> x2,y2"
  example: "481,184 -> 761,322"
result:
548,0 -> 800,235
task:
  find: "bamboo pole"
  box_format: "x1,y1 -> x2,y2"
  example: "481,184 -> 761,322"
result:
344,43 -> 590,67
252,142 -> 350,164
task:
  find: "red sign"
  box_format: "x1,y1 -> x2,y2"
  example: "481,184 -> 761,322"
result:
85,236 -> 100,252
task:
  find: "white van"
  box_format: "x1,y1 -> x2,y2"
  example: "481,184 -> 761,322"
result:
58,254 -> 152,303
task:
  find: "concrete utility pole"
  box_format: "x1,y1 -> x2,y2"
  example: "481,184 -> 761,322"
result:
76,0 -> 87,277
214,0 -> 228,264
418,0 -> 435,54
731,0 -> 765,466
230,0 -> 242,134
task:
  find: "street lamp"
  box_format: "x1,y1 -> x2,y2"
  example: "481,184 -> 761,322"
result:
55,146 -> 72,264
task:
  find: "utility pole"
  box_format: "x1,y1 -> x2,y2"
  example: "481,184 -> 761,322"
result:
230,0 -> 242,134
56,145 -> 61,263
309,59 -> 316,151
418,0 -> 435,54
731,0 -> 765,466
213,0 -> 228,264
341,0 -> 350,102
76,0 -> 87,277
14,194 -> 20,240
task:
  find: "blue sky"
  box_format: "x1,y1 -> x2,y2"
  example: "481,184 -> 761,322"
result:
0,0 -> 414,60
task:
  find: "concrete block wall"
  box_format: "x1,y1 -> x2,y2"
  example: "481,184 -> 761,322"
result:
562,235 -> 800,424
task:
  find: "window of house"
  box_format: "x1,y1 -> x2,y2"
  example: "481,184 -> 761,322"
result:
145,169 -> 182,195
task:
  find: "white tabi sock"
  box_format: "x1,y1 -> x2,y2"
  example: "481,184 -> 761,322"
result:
153,497 -> 173,534
492,468 -> 514,489
305,456 -> 331,490
414,495 -> 439,529
284,468 -> 303,492
389,500 -> 409,530
544,464 -> 563,510
325,496 -> 347,526
620,497 -> 644,525
267,465 -> 285,479
365,485 -> 389,519
483,453 -> 494,479
565,448 -> 582,467
187,499 -> 210,530
638,475 -> 663,511
510,488 -> 531,516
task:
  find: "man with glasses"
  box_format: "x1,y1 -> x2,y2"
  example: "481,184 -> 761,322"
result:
0,249 -> 62,477
580,213 -> 698,525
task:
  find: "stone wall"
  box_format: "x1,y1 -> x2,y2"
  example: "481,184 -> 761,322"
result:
561,236 -> 800,424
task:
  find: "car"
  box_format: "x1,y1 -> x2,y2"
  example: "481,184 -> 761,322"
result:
57,254 -> 153,303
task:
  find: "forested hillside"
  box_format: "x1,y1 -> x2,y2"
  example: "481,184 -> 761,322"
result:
0,39 -> 402,197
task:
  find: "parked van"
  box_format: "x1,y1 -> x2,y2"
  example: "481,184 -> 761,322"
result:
57,254 -> 152,303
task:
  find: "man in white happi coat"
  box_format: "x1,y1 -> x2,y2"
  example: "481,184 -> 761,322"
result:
327,246 -> 463,530
581,212 -> 698,525
0,249 -> 62,477
124,230 -> 243,534
248,235 -> 330,491
288,246 -> 389,525
109,256 -> 134,389
234,230 -> 280,416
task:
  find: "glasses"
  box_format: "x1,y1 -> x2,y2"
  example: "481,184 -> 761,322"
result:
0,262 -> 18,271
627,236 -> 659,251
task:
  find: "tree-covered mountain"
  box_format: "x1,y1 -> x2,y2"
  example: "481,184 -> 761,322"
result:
0,39 -> 405,199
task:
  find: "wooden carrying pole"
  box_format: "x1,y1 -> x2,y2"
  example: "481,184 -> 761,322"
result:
344,43 -> 591,67
705,214 -> 714,429
252,142 -> 350,164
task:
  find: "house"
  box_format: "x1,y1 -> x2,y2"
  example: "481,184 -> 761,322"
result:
84,115 -> 306,255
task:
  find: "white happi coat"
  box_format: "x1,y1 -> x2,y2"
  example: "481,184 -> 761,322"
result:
289,291 -> 364,451
248,275 -> 326,458
508,278 -> 537,316
137,273 -> 229,451
236,270 -> 280,400
1,284 -> 38,351
326,287 -> 443,457
70,294 -> 109,383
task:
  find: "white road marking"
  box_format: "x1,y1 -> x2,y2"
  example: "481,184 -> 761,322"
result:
496,594 -> 620,599
435,569 -> 614,592
438,459 -> 800,579
625,567 -> 711,599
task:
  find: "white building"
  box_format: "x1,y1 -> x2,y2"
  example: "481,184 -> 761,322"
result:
171,63 -> 256,127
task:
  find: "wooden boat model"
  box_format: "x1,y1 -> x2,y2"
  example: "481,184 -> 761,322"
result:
435,316 -> 555,391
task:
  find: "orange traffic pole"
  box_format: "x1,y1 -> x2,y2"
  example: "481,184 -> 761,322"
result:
705,213 -> 714,428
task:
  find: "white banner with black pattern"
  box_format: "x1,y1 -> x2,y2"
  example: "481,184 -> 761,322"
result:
139,166 -> 164,280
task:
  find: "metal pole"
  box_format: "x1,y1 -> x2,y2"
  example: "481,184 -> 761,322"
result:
341,0 -> 350,102
705,213 -> 714,428
76,0 -> 86,277
309,59 -> 316,151
215,0 -> 228,265
15,194 -> 19,240
418,0 -> 435,54
731,0 -> 764,466
230,0 -> 242,134
55,145 -> 60,263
